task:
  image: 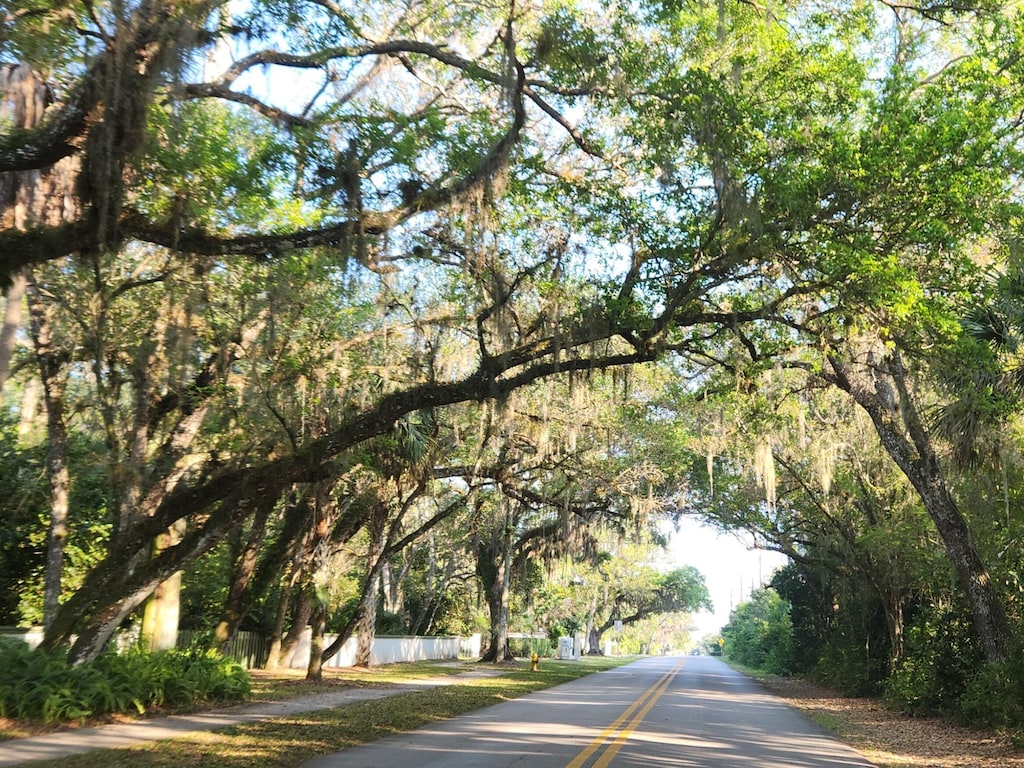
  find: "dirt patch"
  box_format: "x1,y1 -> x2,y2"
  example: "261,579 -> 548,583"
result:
761,676 -> 1024,768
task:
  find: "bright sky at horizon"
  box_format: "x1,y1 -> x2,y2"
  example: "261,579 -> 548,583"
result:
668,517 -> 790,638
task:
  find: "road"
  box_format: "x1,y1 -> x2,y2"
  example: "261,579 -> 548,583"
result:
302,655 -> 875,768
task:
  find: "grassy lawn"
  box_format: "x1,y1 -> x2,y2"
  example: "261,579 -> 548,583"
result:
12,656 -> 633,768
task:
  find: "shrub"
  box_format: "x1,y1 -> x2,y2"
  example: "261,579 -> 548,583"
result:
883,605 -> 981,716
0,639 -> 250,724
956,660 -> 1024,729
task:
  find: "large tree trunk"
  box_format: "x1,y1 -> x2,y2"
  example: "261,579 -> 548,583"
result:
476,518 -> 515,663
305,479 -> 337,681
274,589 -> 312,670
827,352 -> 1009,662
306,598 -> 326,681
140,519 -> 186,651
0,65 -> 81,234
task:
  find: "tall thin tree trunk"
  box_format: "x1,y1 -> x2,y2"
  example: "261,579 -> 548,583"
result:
356,503 -> 389,667
264,582 -> 293,671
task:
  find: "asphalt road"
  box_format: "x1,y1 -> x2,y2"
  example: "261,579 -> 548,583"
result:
302,655 -> 876,768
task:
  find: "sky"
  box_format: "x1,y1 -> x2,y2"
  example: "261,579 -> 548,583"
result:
667,517 -> 790,638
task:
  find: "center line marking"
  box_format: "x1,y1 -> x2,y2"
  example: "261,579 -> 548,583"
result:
564,659 -> 684,768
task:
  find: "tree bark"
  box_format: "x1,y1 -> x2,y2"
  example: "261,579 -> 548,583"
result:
212,495 -> 274,651
274,589 -> 312,671
476,509 -> 515,663
356,503 -> 388,667
305,479 -> 337,681
306,598 -> 326,682
826,351 -> 1009,662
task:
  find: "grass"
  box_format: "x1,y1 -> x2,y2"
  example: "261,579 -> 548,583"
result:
246,659 -> 476,700
12,656 -> 633,768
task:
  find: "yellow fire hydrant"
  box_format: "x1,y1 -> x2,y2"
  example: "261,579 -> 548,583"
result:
531,652 -> 540,672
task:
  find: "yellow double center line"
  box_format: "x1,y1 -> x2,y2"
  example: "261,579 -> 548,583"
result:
565,658 -> 685,768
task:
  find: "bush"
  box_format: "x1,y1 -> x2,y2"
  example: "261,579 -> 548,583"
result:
883,605 -> 981,716
956,660 -> 1024,729
0,639 -> 250,724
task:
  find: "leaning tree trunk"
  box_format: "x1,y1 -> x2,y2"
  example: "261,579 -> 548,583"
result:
827,352 -> 1010,662
212,496 -> 274,651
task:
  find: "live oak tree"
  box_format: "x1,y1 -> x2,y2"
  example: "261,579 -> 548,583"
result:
681,369 -> 947,680
2,0 -> 673,664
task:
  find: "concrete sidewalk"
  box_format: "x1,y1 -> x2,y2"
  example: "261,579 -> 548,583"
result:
0,667 -> 507,766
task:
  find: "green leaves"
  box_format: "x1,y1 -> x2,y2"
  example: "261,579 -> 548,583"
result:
136,100 -> 295,232
0,642 -> 250,723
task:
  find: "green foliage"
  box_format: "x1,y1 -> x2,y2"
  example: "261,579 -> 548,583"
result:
770,564 -> 831,675
507,635 -> 552,658
883,604 -> 982,716
0,422 -> 47,624
0,640 -> 250,724
772,562 -> 893,695
657,566 -> 713,614
722,587 -> 796,675
955,655 -> 1024,730
0,416 -> 109,626
136,100 -> 296,231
